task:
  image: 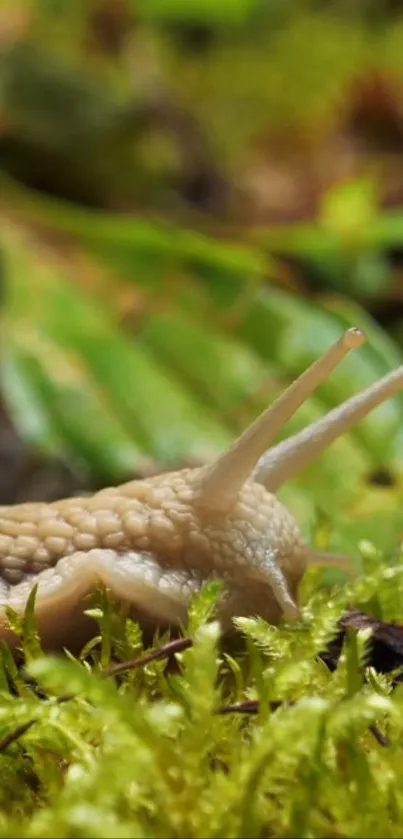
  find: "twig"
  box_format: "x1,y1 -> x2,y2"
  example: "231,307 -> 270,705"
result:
102,637 -> 193,678
219,700 -> 259,715
369,723 -> 390,748
0,720 -> 35,752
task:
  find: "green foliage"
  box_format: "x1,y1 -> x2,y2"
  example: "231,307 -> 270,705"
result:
3,3 -> 403,834
1,563 -> 403,838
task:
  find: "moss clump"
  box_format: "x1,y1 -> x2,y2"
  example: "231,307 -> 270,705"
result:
1,556 -> 403,838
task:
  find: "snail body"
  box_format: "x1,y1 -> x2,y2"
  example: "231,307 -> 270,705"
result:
0,327 -> 402,649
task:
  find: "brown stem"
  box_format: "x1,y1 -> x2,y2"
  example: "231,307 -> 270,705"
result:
101,637 -> 193,678
0,719 -> 35,752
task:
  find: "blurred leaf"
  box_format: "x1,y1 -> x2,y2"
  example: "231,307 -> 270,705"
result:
136,0 -> 258,25
320,177 -> 379,244
1,227 -> 232,470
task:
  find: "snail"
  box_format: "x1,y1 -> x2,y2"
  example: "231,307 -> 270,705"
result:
0,326 -> 402,650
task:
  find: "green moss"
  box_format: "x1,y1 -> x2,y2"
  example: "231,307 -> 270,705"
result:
0,560 -> 403,837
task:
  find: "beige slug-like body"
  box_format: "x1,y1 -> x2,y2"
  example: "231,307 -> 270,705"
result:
1,326 -> 403,649
0,471 -> 306,647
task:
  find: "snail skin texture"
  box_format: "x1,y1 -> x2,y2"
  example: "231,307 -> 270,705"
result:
0,327 -> 402,649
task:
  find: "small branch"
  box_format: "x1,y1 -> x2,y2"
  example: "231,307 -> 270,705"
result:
102,637 -> 193,678
0,720 -> 35,752
219,700 -> 259,715
369,723 -> 390,748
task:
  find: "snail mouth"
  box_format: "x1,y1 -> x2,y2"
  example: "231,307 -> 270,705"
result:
218,570 -> 297,631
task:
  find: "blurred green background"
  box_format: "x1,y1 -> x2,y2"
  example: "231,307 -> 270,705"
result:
2,0 -> 403,566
